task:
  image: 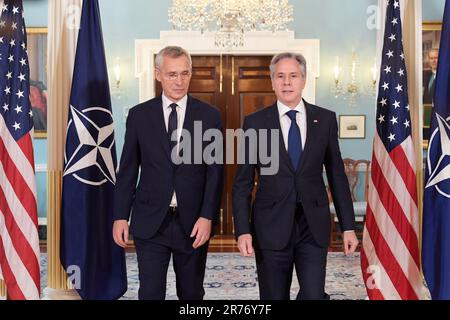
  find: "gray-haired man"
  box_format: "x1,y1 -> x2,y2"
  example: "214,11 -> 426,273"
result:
113,46 -> 224,300
233,52 -> 358,300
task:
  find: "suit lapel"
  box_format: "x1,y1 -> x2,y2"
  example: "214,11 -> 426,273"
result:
182,95 -> 196,137
151,95 -> 171,160
265,104 -> 296,174
175,95 -> 197,170
297,100 -> 318,175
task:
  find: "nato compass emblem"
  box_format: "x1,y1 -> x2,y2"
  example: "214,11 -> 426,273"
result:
63,105 -> 117,186
426,113 -> 450,198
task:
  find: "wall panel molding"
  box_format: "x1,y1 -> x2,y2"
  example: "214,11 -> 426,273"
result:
36,164 -> 48,172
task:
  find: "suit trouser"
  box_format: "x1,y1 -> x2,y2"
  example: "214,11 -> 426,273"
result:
255,205 -> 329,300
134,210 -> 208,300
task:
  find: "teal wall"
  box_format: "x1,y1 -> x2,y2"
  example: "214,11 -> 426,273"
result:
24,0 -> 48,26
23,0 -> 446,218
424,0 -> 446,20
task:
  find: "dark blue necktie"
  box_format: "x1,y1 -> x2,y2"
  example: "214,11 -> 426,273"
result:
168,103 -> 178,151
286,110 -> 302,170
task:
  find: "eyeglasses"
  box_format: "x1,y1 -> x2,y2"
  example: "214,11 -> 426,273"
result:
273,73 -> 304,82
161,70 -> 192,81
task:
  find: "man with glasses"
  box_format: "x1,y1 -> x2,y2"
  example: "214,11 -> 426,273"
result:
233,52 -> 358,300
113,46 -> 224,300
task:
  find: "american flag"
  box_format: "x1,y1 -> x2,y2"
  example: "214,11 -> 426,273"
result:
360,0 -> 423,300
0,0 -> 40,300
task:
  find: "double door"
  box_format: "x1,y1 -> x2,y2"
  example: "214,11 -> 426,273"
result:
156,55 -> 276,236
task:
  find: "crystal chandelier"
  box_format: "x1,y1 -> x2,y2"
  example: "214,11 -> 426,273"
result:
168,0 -> 294,49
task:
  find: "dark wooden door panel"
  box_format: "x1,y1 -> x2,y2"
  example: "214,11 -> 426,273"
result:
240,93 -> 277,123
188,93 -> 214,105
223,56 -> 274,235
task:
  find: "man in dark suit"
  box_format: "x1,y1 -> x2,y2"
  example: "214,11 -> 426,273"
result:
113,46 -> 223,300
232,52 -> 358,300
423,48 -> 439,105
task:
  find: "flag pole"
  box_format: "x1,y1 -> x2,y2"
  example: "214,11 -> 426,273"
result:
0,280 -> 6,298
402,1 -> 426,292
42,0 -> 81,300
401,0 -> 424,265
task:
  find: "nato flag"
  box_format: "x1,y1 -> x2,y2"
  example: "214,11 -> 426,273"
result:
422,0 -> 450,301
60,0 -> 127,299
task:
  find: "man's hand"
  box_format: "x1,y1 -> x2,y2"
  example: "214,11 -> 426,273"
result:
113,220 -> 129,248
343,231 -> 359,256
237,234 -> 254,257
191,217 -> 212,249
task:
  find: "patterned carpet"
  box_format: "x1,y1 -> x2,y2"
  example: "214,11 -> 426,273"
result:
40,252 -> 368,300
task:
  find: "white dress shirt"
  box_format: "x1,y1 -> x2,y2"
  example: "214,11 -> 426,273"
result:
277,100 -> 307,152
162,93 -> 188,207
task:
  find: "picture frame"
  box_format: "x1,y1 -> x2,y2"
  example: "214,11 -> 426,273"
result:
339,115 -> 366,139
27,27 -> 48,139
422,21 -> 442,149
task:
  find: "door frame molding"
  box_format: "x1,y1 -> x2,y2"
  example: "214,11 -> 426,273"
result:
135,31 -> 320,103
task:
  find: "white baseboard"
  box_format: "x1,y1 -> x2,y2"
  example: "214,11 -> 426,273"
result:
38,217 -> 47,226
35,164 -> 47,173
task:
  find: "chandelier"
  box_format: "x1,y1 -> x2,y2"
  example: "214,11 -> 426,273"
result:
168,0 -> 294,49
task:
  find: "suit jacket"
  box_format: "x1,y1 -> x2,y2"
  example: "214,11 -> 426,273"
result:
423,70 -> 436,105
232,101 -> 355,250
114,95 -> 224,239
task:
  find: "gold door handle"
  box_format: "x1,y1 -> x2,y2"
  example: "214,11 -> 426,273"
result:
231,215 -> 235,235
231,56 -> 235,96
0,279 -> 6,297
219,54 -> 223,93
220,208 -> 224,235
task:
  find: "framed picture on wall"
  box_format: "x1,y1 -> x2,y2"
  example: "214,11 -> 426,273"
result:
27,27 -> 48,139
422,21 -> 442,149
339,115 -> 366,139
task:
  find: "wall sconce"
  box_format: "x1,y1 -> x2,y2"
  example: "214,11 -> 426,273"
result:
331,56 -> 343,98
347,51 -> 359,103
331,51 -> 377,106
113,58 -> 121,89
369,60 -> 378,96
111,57 -> 122,99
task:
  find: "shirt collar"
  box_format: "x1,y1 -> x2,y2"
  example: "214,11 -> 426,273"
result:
277,99 -> 305,118
162,93 -> 188,110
